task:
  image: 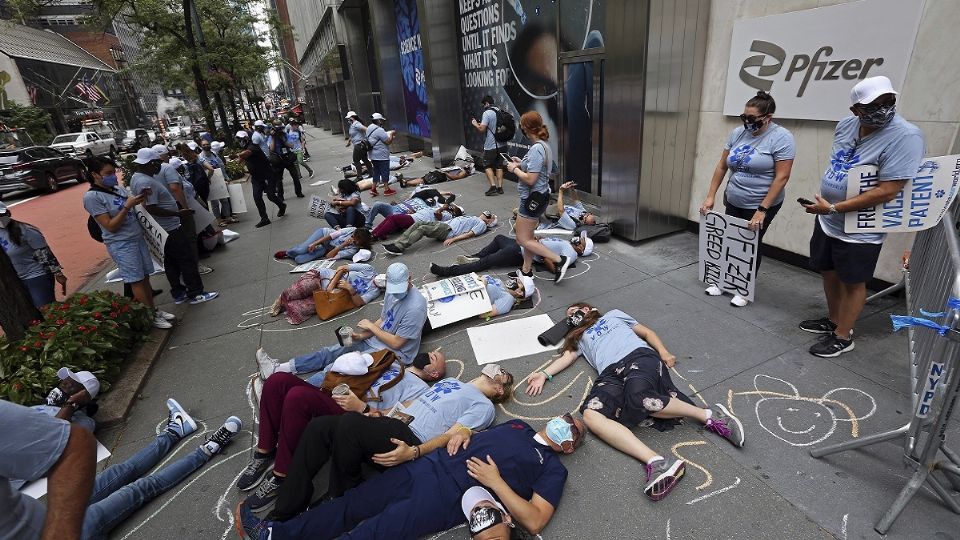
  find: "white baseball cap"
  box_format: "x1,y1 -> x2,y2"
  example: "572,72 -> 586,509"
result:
150,144 -> 169,156
186,141 -> 199,151
253,120 -> 265,127
57,367 -> 100,399
236,130 -> 249,139
579,231 -> 595,256
133,147 -> 161,164
850,75 -> 898,105
345,111 -> 357,119
371,112 -> 385,121
168,157 -> 185,169
373,274 -> 387,288
519,275 -> 536,299
461,486 -> 506,522
352,249 -> 372,263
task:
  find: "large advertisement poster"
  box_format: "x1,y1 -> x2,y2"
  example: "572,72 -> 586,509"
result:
395,0 -> 431,138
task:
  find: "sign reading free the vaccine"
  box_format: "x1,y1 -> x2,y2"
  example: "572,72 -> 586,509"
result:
844,155 -> 960,233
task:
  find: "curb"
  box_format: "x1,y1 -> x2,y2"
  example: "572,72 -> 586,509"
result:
96,325 -> 172,428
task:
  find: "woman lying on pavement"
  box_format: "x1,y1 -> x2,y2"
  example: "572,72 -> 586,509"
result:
273,226 -> 374,265
269,262 -> 383,324
479,274 -> 536,318
524,302 -> 746,501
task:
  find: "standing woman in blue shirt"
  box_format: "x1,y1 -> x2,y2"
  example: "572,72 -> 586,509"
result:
366,113 -> 397,197
699,91 -> 796,307
343,111 -> 372,179
505,111 -> 573,283
0,202 -> 65,307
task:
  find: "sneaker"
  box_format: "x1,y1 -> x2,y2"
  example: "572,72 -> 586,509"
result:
153,314 -> 173,329
730,294 -> 748,307
156,309 -> 176,321
485,186 -> 499,196
383,243 -> 403,256
429,263 -> 446,276
397,173 -> 406,188
704,285 -> 722,296
809,333 -> 855,358
202,416 -> 242,455
308,169 -> 315,179
508,268 -> 533,279
198,264 -> 214,275
456,255 -> 480,264
237,452 -> 275,491
256,348 -> 280,380
706,404 -> 745,447
274,250 -> 288,259
172,291 -> 188,304
369,187 -> 379,197
799,317 -> 837,334
255,219 -> 271,228
383,187 -> 397,196
189,291 -> 219,305
164,398 -> 198,439
245,473 -> 284,511
295,192 -> 305,198
644,458 -> 685,501
554,256 -> 573,283
235,501 -> 271,540
497,187 -> 504,194
277,203 -> 287,217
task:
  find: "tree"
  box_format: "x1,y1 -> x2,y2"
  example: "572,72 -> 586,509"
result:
0,249 -> 41,342
0,103 -> 55,145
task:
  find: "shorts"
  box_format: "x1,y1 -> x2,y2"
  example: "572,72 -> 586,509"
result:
580,347 -> 694,429
517,190 -> 549,220
106,238 -> 154,283
808,219 -> 883,284
482,147 -> 505,170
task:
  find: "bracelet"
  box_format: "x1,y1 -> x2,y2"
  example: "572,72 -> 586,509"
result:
539,369 -> 553,381
412,445 -> 421,460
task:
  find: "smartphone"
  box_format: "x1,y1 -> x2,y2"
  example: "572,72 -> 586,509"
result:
500,153 -> 511,163
797,197 -> 814,205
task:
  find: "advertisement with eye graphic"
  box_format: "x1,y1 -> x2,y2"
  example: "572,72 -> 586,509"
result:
396,0 -> 431,138
455,0 -> 605,157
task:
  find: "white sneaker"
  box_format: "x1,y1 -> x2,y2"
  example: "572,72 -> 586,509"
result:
156,309 -> 176,321
730,294 -> 749,307
198,264 -> 214,275
256,348 -> 280,380
153,314 -> 173,329
456,255 -> 480,264
704,285 -> 723,296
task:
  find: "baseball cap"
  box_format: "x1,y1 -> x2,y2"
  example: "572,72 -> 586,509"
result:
371,112 -> 385,121
253,120 -> 265,127
345,110 -> 357,119
57,367 -> 100,399
850,75 -> 898,105
352,249 -> 372,263
235,130 -> 249,139
150,144 -> 169,156
580,231 -> 594,256
461,486 -> 506,528
373,274 -> 387,288
186,141 -> 199,151
385,262 -> 409,294
168,157 -> 185,169
520,275 -> 536,299
133,147 -> 161,164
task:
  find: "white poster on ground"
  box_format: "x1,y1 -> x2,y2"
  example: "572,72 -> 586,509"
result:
290,259 -> 337,273
422,273 -> 485,301
468,314 -> 557,365
22,441 -> 111,499
843,155 -> 960,233
698,212 -> 760,302
422,276 -> 491,329
132,205 -> 168,263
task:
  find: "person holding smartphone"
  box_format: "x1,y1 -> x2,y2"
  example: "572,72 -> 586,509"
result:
698,91 -> 795,307
471,95 -> 506,196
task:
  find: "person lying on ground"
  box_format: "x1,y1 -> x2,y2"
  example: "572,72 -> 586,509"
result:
236,414 -> 583,540
429,231 -> 592,277
237,350 -> 447,510
239,364 -> 514,521
525,302 -> 746,502
269,262 -> 383,324
480,274 -> 536,318
371,204 -> 461,241
258,262 -> 428,378
1,398 -> 240,540
273,227 -> 374,265
364,192 -> 455,229
336,154 -> 419,178
395,162 -> 475,188
540,181 -> 598,230
30,368 -> 101,433
383,212 -> 498,255
324,179 -> 364,229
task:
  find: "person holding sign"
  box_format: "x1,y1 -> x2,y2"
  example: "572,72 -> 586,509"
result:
699,91 -> 795,307
525,303 -> 746,502
799,76 -> 925,358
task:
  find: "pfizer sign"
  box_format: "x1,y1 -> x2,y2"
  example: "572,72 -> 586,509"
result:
723,0 -> 924,121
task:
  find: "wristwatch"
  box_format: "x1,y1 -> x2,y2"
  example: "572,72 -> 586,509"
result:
828,204 -> 839,215
757,206 -> 768,213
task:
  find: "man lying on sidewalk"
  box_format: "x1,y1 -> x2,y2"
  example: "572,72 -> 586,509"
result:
429,231 -> 593,277
383,212 -> 498,255
539,181 -> 598,230
370,203 -> 460,241
239,364 -> 514,521
395,162 -> 475,188
236,414 -> 584,540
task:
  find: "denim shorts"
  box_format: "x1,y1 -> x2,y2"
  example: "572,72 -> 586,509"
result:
106,238 -> 154,283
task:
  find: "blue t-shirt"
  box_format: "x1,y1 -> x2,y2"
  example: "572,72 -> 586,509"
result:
285,127 -> 303,151
156,162 -> 183,191
129,172 -> 181,232
723,123 -> 796,208
0,225 -> 48,280
555,202 -> 586,230
577,310 -> 651,374
252,131 -> 270,156
401,378 -> 495,442
480,108 -> 498,150
433,419 -> 567,509
83,187 -> 142,244
366,124 -> 391,160
534,237 -> 577,264
518,142 -> 551,199
348,121 -> 366,145
819,115 -> 925,244
363,287 -> 427,364
484,276 -> 516,315
446,216 -> 487,238
344,263 -> 381,305
365,364 -> 429,408
411,208 -> 439,223
198,151 -> 224,170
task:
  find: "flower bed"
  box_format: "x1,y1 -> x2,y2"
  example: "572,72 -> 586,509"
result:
0,291 -> 153,405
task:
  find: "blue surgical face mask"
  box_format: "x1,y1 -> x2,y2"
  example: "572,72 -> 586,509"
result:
101,174 -> 118,187
545,417 -> 573,446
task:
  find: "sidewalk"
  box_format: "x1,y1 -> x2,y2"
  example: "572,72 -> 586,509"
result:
96,126 -> 957,540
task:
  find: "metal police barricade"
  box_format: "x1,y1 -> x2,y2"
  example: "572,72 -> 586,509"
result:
810,201 -> 960,534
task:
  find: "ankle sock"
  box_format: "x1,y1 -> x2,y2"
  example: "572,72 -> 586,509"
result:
275,362 -> 294,374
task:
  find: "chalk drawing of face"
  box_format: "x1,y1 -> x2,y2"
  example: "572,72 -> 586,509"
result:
747,374 -> 876,447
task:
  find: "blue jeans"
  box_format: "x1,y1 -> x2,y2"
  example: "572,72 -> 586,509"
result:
22,273 -> 55,307
293,341 -> 374,375
286,227 -> 334,264
81,432 -> 210,540
365,202 -> 400,227
325,206 -> 360,229
371,159 -> 390,188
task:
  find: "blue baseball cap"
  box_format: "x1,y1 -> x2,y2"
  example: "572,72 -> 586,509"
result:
386,263 -> 409,295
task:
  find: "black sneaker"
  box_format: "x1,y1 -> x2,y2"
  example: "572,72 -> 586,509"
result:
485,186 -> 499,196
237,452 -> 275,491
809,333 -> 855,358
397,173 -> 406,188
383,243 -> 403,256
496,187 -> 504,194
255,219 -> 271,228
246,473 -> 284,511
799,317 -> 837,334
277,203 -> 287,217
554,256 -> 573,283
508,268 -> 533,279
429,263 -> 447,276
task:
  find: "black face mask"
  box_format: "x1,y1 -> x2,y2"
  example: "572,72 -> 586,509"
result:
567,311 -> 587,327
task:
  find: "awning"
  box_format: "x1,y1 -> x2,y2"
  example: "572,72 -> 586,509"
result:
0,21 -> 115,71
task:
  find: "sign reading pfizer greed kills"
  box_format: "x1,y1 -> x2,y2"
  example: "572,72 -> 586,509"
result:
699,212 -> 760,302
844,155 -> 960,234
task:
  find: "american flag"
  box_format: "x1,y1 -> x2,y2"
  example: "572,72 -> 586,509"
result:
74,76 -> 102,102
26,85 -> 38,105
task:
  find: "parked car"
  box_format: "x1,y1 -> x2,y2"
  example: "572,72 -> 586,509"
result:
49,132 -> 116,158
118,129 -> 152,153
0,146 -> 85,194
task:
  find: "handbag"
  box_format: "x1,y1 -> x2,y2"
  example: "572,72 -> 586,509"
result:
314,288 -> 355,320
320,349 -> 404,401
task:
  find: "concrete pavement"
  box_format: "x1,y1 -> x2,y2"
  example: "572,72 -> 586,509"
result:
89,126 -> 959,540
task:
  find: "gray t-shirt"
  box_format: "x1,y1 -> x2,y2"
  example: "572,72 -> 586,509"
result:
366,124 -> 391,161
344,263 -> 382,305
365,364 -> 429,408
83,187 -> 142,244
156,162 -> 183,191
252,131 -> 270,156
0,400 -> 71,540
0,225 -> 48,280
723,123 -> 796,208
555,202 -> 587,230
480,108 -> 498,150
484,276 -> 516,315
328,227 -> 359,260
446,216 -> 487,238
534,237 -> 577,264
818,115 -> 925,244
130,172 -> 181,232
577,309 -> 651,374
518,142 -> 551,199
401,378 -> 495,442
348,121 -> 366,145
363,287 -> 428,364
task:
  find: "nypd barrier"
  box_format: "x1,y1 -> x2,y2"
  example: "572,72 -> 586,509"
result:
811,200 -> 960,534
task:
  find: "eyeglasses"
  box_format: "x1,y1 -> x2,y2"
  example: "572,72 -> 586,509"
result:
853,97 -> 896,113
469,506 -> 506,536
559,413 -> 582,451
739,114 -> 768,123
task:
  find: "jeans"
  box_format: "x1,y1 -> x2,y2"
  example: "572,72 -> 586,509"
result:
22,273 -> 55,307
286,227 -> 336,265
292,341 -> 368,375
392,221 -> 452,251
723,199 -> 782,271
163,226 -> 203,298
432,234 -> 522,276
371,159 -> 390,188
252,175 -> 284,222
352,145 -> 372,178
81,432 -> 210,540
324,207 -> 360,229
365,202 -> 400,228
210,197 -> 233,219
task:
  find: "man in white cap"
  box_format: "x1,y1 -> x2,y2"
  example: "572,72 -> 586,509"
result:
383,212 -> 498,255
150,143 -> 189,210
800,75 -> 925,358
366,112 -> 397,196
343,111 -> 372,178
30,368 -> 101,432
236,415 -> 582,540
251,120 -> 270,156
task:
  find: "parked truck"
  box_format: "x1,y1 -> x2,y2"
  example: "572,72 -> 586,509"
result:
49,131 -> 117,158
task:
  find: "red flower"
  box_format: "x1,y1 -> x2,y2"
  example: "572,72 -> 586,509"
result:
90,326 -> 98,331
56,319 -> 66,325
78,325 -> 87,331
33,341 -> 41,348
93,312 -> 102,319
29,319 -> 40,325
109,311 -> 118,318
19,346 -> 28,352
13,383 -> 22,390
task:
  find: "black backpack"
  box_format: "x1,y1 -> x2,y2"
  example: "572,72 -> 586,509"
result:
492,107 -> 516,143
86,184 -> 119,243
575,223 -> 612,243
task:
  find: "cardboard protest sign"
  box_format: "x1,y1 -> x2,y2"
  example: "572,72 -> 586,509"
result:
307,195 -> 329,219
422,273 -> 485,301
132,205 -> 168,263
290,259 -> 337,273
420,273 -> 491,328
698,211 -> 759,302
228,183 -> 247,214
843,155 -> 960,233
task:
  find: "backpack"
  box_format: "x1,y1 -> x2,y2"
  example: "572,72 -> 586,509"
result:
320,349 -> 405,402
423,170 -> 447,185
87,215 -> 104,243
360,125 -> 384,154
575,223 -> 612,243
491,107 -> 516,143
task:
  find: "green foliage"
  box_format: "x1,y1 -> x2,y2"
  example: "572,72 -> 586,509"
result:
0,103 -> 55,146
0,290 -> 153,405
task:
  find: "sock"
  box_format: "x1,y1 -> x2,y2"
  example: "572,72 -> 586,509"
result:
275,362 -> 293,374
704,409 -> 713,421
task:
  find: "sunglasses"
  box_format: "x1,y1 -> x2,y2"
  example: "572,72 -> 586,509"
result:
469,506 -> 506,536
853,97 -> 896,113
739,114 -> 768,123
559,413 -> 582,451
